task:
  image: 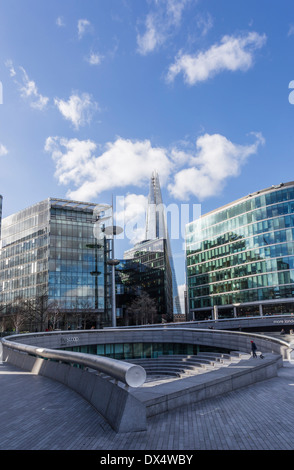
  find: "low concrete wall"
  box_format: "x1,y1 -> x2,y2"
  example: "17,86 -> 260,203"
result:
8,327 -> 291,359
2,346 -> 146,433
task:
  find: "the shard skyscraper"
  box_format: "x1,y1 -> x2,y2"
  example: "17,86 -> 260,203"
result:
146,171 -> 182,316
124,171 -> 182,319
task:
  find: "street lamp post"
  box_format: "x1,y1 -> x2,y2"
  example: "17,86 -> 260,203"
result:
105,225 -> 123,328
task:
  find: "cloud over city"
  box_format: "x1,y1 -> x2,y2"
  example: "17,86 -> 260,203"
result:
45,131 -> 264,203
54,93 -> 99,129
137,0 -> 191,55
166,31 -> 267,84
168,132 -> 265,200
77,19 -> 92,39
6,61 -> 49,110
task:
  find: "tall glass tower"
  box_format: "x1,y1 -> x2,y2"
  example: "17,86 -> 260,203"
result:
124,171 -> 182,319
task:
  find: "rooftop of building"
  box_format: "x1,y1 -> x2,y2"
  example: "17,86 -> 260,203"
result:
1,197 -> 110,222
49,197 -> 99,211
187,181 -> 294,226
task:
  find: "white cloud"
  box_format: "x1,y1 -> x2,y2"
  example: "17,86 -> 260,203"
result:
116,193 -> 147,225
288,24 -> 294,37
168,132 -> 265,200
137,0 -> 190,55
45,136 -> 173,201
86,52 -> 104,66
166,0 -> 191,24
137,14 -> 163,55
78,19 -> 92,39
45,132 -> 264,204
7,64 -> 49,110
115,193 -> 148,244
167,31 -> 267,84
5,59 -> 16,77
0,143 -> 8,157
56,16 -> 65,27
196,12 -> 214,36
54,93 -> 99,129
44,136 -> 97,187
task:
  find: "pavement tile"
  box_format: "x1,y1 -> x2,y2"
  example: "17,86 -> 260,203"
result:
1,359 -> 294,451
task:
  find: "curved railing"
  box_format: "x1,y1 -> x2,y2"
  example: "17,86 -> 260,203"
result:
1,336 -> 146,388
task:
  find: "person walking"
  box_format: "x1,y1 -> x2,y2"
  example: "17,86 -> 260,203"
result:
251,340 -> 257,358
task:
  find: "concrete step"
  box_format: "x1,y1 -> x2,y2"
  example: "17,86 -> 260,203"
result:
156,355 -> 215,365
127,358 -> 207,369
123,352 -> 249,381
196,352 -> 232,361
194,354 -> 224,363
140,364 -> 193,372
230,351 -> 248,358
142,367 -> 185,377
131,361 -> 204,370
145,370 -> 182,378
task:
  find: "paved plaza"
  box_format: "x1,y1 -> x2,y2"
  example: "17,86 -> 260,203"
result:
0,356 -> 294,451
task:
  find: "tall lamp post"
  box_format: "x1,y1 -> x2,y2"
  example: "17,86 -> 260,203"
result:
86,242 -> 101,311
92,204 -> 112,327
105,225 -> 123,328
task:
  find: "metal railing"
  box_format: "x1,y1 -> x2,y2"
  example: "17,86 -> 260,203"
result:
1,336 -> 146,388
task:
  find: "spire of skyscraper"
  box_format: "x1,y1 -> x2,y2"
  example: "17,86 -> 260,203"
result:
145,170 -> 166,240
145,171 -> 182,316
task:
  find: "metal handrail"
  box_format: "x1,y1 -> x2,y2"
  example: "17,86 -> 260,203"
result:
1,337 -> 146,388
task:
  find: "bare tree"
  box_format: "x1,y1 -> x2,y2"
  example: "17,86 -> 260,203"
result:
25,291 -> 52,332
47,301 -> 63,330
68,299 -> 102,330
0,303 -> 9,332
4,299 -> 31,334
126,291 -> 158,325
78,299 -> 102,329
9,308 -> 27,334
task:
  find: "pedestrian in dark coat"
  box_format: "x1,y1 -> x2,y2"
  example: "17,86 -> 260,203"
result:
251,340 -> 257,358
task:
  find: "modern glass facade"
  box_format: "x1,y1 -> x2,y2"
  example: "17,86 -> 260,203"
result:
0,198 -> 113,329
115,256 -> 171,325
123,238 -> 174,321
0,199 -> 50,307
186,182 -> 294,320
66,342 -> 229,359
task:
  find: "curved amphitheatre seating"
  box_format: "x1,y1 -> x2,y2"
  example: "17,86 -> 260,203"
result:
125,352 -> 249,379
1,327 -> 292,432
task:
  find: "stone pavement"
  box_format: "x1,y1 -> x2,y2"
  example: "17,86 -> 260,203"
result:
0,358 -> 294,451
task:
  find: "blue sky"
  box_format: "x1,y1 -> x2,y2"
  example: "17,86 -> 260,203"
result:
0,0 -> 294,303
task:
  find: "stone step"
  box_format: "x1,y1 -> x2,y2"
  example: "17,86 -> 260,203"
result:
230,350 -> 248,358
196,352 -> 232,360
127,358 -> 207,369
142,366 -> 186,377
156,355 -> 215,365
194,354 -> 224,363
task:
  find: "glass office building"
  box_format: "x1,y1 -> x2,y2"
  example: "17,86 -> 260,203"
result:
0,198 -> 113,329
123,238 -> 174,321
114,258 -> 162,325
186,182 -> 294,321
